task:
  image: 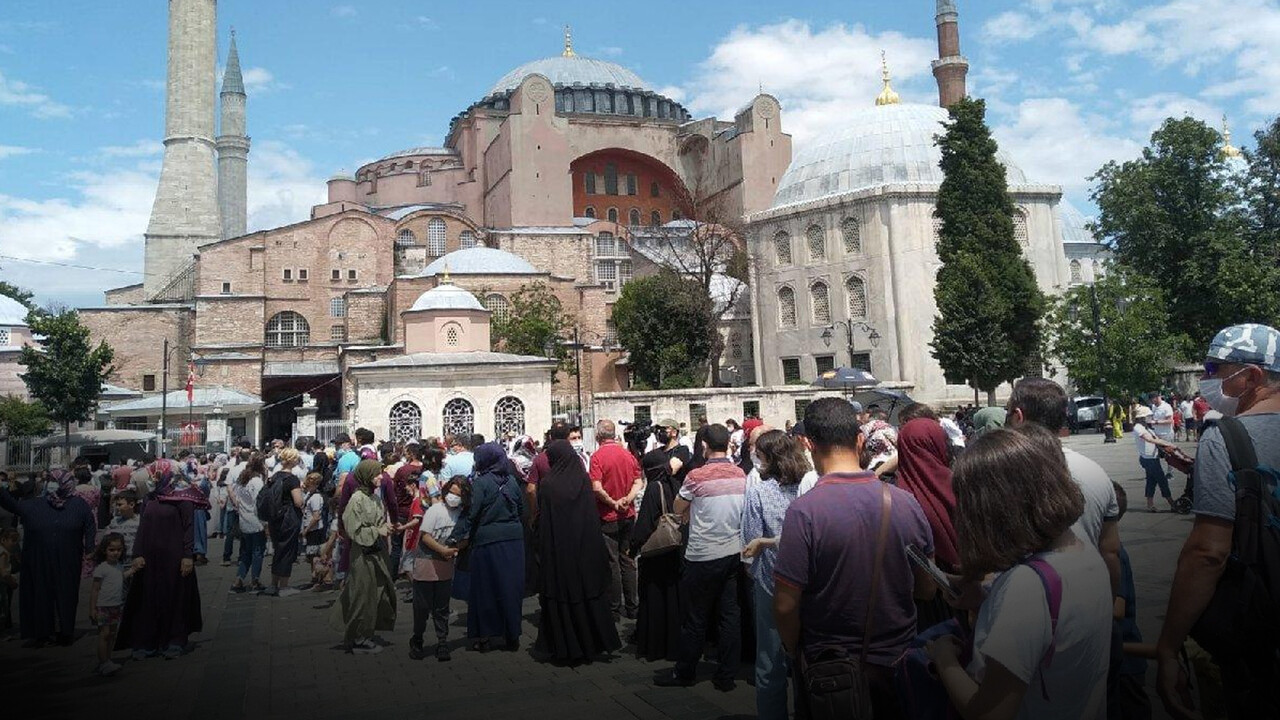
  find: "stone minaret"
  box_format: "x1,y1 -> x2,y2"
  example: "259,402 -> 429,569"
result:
217,31 -> 249,241
144,0 -> 221,298
931,0 -> 969,108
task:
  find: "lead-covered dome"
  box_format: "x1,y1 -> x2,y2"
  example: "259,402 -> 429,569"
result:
487,55 -> 651,98
771,103 -> 1028,209
0,295 -> 29,327
419,247 -> 538,278
408,284 -> 486,313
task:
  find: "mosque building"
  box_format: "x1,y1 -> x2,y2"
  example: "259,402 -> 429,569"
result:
80,0 -> 1106,446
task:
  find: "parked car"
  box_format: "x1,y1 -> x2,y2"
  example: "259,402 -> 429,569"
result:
1068,396 -> 1107,433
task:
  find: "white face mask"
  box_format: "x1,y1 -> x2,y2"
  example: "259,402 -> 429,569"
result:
444,493 -> 462,508
750,451 -> 763,470
1199,367 -> 1249,417
570,440 -> 584,452
45,481 -> 60,495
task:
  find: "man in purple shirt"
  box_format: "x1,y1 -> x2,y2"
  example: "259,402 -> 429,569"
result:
774,397 -> 936,719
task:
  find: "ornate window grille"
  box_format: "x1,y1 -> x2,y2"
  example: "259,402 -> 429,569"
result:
444,324 -> 461,347
842,217 -> 861,254
442,398 -> 474,438
396,229 -> 416,247
774,231 -> 792,265
1013,209 -> 1030,245
494,396 -> 525,438
265,311 -> 309,348
485,294 -> 510,323
807,225 -> 826,261
388,401 -> 421,442
778,286 -> 796,328
330,297 -> 346,318
846,275 -> 868,319
811,281 -> 831,325
1069,259 -> 1083,284
427,218 -> 447,255
459,231 -> 477,249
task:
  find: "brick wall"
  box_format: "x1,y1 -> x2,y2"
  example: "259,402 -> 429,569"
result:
81,306 -> 193,391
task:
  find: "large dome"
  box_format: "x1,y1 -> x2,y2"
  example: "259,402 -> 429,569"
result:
419,247 -> 538,278
1058,200 -> 1098,245
771,103 -> 1028,209
486,55 -> 651,98
0,295 -> 29,327
408,284 -> 485,313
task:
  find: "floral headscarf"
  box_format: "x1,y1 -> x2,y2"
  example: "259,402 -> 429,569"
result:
860,420 -> 899,458
148,458 -> 210,509
45,468 -> 77,509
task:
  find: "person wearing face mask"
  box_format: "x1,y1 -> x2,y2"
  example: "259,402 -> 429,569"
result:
655,419 -> 693,483
1156,323 -> 1280,720
568,427 -> 590,469
408,477 -> 464,662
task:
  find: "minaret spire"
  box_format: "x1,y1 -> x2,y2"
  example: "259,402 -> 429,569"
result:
931,0 -> 969,107
1221,114 -> 1243,159
875,51 -> 900,106
562,25 -> 575,57
217,27 -> 251,241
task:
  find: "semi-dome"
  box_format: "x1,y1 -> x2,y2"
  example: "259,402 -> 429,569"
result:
1058,200 -> 1098,245
771,103 -> 1028,209
408,284 -> 486,313
419,247 -> 538,278
486,55 -> 651,98
0,295 -> 29,327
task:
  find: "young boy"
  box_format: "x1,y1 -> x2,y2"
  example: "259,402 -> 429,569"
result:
106,490 -> 141,561
1110,482 -> 1153,720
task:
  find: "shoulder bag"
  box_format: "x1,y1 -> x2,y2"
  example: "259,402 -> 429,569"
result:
638,482 -> 684,559
799,481 -> 893,720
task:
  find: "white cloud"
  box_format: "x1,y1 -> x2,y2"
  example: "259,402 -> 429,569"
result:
0,69 -> 71,118
1126,93 -> 1224,134
415,16 -> 439,30
99,140 -> 163,159
246,140 -> 329,235
0,145 -> 35,160
241,67 -> 281,93
993,97 -> 1142,196
983,11 -> 1042,42
331,5 -> 357,18
595,46 -> 624,57
680,20 -> 937,147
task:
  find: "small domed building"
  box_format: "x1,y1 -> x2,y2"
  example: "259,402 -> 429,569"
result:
0,295 -> 35,400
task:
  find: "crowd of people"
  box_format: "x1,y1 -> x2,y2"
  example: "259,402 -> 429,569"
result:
0,321 -> 1277,720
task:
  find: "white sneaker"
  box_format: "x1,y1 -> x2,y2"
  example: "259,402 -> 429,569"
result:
349,639 -> 382,655
97,661 -> 122,676
277,587 -> 300,598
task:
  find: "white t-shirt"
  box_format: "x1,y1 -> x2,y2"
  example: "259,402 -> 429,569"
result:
796,470 -> 820,497
1132,423 -> 1160,460
967,546 -> 1111,720
92,562 -> 126,608
1061,448 -> 1120,548
106,515 -> 140,560
232,476 -> 265,533
302,491 -> 325,537
1150,401 -> 1174,439
1179,400 -> 1194,421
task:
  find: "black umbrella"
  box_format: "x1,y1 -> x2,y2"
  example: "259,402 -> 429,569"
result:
847,388 -> 915,425
811,366 -> 879,390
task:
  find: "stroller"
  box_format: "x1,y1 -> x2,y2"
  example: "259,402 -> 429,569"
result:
1160,445 -> 1196,515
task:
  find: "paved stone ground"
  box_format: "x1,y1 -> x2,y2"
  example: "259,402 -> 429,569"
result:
0,430 -> 1193,720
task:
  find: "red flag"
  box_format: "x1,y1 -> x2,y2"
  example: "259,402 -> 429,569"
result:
185,362 -> 195,403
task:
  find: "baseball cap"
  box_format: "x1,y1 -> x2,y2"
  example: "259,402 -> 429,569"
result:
848,400 -> 864,413
789,420 -> 806,437
1206,323 -> 1280,372
656,418 -> 680,430
742,417 -> 763,436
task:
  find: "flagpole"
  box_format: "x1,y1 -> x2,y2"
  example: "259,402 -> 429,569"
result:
186,356 -> 195,450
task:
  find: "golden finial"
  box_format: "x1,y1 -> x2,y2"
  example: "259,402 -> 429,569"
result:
442,261 -> 452,284
1221,114 -> 1243,159
875,50 -> 900,106
562,25 -> 575,57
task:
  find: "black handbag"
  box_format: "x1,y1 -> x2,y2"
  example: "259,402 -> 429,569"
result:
799,482 -> 892,720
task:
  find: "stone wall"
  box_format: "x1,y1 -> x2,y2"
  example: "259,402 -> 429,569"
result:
81,306 -> 193,391
593,385 -> 855,430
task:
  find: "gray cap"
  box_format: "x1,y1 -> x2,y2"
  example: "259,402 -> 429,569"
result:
1207,323 -> 1280,372
849,400 -> 864,413
656,418 -> 680,430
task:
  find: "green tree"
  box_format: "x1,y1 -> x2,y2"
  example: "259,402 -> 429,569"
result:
1044,268 -> 1186,402
18,309 -> 114,456
1091,116 -> 1279,353
611,271 -> 714,389
0,280 -> 35,309
930,97 -> 1046,404
1243,116 -> 1280,269
490,282 -> 574,378
0,395 -> 52,438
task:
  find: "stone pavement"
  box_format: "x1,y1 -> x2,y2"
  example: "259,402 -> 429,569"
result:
0,431 -> 1196,720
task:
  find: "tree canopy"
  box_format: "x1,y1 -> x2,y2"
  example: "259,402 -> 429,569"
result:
0,281 -> 35,310
0,395 -> 52,438
489,282 -> 573,378
611,271 -> 714,389
18,309 -> 114,452
930,97 -> 1046,403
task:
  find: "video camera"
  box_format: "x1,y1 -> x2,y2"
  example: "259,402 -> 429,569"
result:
618,420 -> 653,455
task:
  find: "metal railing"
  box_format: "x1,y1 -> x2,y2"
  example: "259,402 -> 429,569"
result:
150,260 -> 197,303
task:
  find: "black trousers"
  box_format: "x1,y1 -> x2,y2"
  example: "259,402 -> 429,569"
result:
675,554 -> 740,682
412,578 -> 452,643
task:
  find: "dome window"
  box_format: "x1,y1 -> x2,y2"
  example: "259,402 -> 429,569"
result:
1013,208 -> 1030,245
629,209 -> 641,227
846,276 -> 868,320
607,207 -> 619,224
484,294 -> 511,323
427,218 -> 447,255
584,206 -> 596,219
1069,259 -> 1083,284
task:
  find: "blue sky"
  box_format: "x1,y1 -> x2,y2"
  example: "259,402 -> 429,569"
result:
2,0 -> 1277,308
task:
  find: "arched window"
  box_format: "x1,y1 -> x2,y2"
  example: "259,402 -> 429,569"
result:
807,225 -> 826,261
774,231 -> 792,265
1069,259 -> 1083,284
607,207 -> 619,223
650,210 -> 662,226
427,218 -> 447,255
846,275 -> 868,320
650,181 -> 660,198
1013,208 -> 1029,245
442,397 -> 475,438
484,294 -> 510,323
396,229 -> 416,247
443,323 -> 462,348
778,286 -> 797,328
810,281 -> 831,325
841,217 -> 861,254
388,401 -> 422,442
584,206 -> 596,219
629,208 -> 641,227
265,311 -> 309,348
494,396 -> 525,438
459,231 -> 477,249
330,297 -> 346,318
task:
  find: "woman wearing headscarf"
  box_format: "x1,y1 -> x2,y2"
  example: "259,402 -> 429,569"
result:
970,406 -> 1007,440
448,442 -> 525,652
533,440 -> 620,664
114,458 -> 208,659
893,417 -> 960,628
630,449 -> 685,661
0,468 -> 96,646
330,459 -> 396,654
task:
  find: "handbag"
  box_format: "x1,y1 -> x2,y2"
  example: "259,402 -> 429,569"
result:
799,482 -> 893,720
638,482 -> 683,558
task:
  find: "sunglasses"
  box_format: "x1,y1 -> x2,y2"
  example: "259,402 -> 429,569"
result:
1204,361 -> 1260,378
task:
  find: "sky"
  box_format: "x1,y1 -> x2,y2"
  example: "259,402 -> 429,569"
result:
2,0 -> 1278,309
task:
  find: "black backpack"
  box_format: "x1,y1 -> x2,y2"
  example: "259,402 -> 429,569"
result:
1189,416 -> 1280,660
256,473 -> 289,526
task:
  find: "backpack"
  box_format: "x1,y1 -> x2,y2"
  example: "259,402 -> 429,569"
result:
256,473 -> 289,526
1189,415 -> 1280,661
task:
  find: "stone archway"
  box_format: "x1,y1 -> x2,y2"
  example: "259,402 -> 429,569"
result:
569,148 -> 691,225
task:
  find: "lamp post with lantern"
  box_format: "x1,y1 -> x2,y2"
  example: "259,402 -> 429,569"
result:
821,320 -> 882,372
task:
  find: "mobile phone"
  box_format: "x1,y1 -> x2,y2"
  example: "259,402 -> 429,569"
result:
905,544 -> 958,601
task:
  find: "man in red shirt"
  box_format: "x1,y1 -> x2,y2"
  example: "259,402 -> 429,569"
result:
1191,392 -> 1210,440
590,419 -> 643,621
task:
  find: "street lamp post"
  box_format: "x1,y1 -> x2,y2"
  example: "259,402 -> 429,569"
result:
1088,283 -> 1112,441
545,327 -> 613,427
821,320 -> 882,369
159,338 -> 181,458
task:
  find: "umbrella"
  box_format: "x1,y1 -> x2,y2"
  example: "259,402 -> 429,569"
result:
33,429 -> 158,447
848,388 -> 916,425
811,367 -> 879,390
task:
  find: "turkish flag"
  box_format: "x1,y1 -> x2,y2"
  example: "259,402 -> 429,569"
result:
185,362 -> 195,403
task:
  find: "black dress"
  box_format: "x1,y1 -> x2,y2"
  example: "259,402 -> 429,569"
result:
631,450 -> 686,662
533,441 -> 621,664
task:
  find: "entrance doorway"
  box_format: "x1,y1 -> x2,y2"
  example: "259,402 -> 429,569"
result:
259,375 -> 342,444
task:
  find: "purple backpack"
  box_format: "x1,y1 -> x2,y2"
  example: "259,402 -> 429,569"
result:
894,556 -> 1063,719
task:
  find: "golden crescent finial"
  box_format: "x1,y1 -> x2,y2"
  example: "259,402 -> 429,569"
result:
1221,114 -> 1243,159
875,50 -> 900,106
442,261 -> 451,283
563,25 -> 575,57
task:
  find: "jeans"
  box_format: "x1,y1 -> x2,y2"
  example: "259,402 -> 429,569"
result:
193,509 -> 208,557
1139,457 -> 1171,500
602,518 -> 637,618
412,578 -> 453,643
754,581 -> 790,720
237,531 -> 266,583
675,554 -> 740,682
389,530 -> 404,578
221,509 -> 238,562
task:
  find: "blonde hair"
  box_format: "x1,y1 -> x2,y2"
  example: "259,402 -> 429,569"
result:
278,448 -> 301,468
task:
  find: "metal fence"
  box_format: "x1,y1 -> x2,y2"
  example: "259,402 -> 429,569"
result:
2,436 -> 50,472
314,419 -> 347,446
